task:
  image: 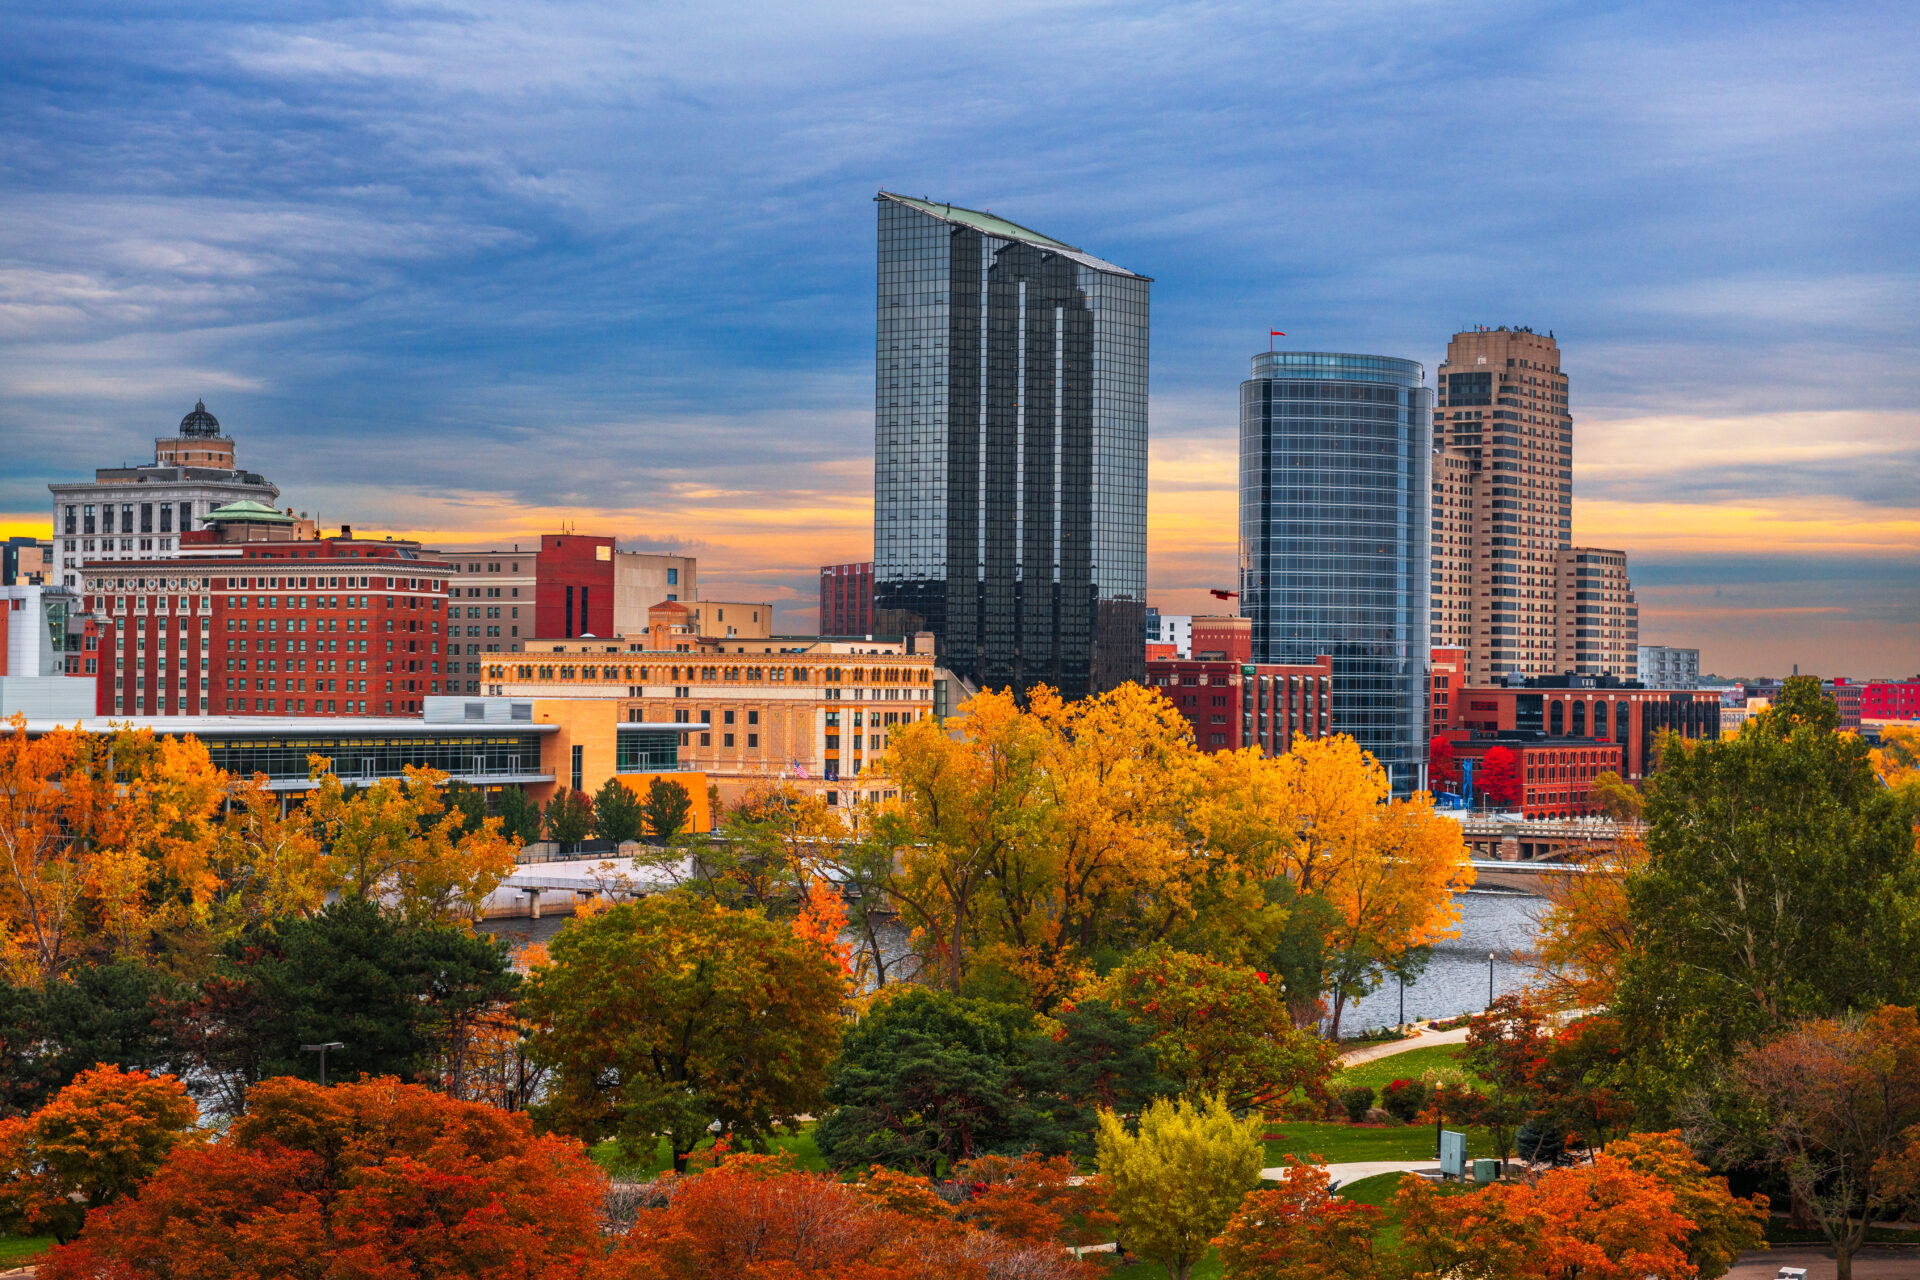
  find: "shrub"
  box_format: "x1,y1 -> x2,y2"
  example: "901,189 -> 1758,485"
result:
1339,1086 -> 1376,1123
1381,1078 -> 1428,1125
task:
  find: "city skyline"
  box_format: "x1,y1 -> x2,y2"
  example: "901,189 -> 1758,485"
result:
3,3 -> 1916,676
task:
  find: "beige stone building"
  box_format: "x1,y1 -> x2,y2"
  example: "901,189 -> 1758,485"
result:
612,551 -> 696,633
687,600 -> 772,641
482,605 -> 948,807
1431,446 -> 1476,652
1556,548 -> 1638,678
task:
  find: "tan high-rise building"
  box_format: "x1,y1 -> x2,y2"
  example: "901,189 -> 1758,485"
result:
1556,548 -> 1638,678
1435,328 -> 1573,684
1431,446 -> 1476,652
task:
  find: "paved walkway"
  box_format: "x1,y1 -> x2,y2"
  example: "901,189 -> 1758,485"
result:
1337,1024 -> 1473,1067
1724,1244 -> 1920,1278
1261,1159 -> 1441,1186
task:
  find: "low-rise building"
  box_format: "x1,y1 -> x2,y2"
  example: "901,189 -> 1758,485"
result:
1861,680 -> 1920,722
1430,647 -> 1466,738
1438,672 -> 1719,782
1452,735 -> 1626,820
1189,616 -> 1251,663
480,606 -> 947,805
1145,655 -> 1332,755
687,601 -> 773,641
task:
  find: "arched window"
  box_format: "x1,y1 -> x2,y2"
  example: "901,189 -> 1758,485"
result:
1549,701 -> 1564,735
1595,701 -> 1609,737
1570,701 -> 1586,737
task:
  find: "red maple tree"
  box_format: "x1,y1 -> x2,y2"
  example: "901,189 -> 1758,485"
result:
1477,746 -> 1524,808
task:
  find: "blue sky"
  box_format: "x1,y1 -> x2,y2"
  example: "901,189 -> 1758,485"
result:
3,1 -> 1916,675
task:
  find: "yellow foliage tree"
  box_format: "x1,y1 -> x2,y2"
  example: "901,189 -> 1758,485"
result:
304,761 -> 516,923
0,719 -> 228,984
1529,832 -> 1643,1012
1266,735 -> 1475,1037
1870,723 -> 1920,803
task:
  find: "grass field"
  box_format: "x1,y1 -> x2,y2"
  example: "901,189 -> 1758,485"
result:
1106,1250 -> 1224,1280
0,1235 -> 52,1266
1263,1120 -> 1489,1166
590,1126 -> 827,1179
1332,1045 -> 1478,1095
1335,1170 -> 1416,1206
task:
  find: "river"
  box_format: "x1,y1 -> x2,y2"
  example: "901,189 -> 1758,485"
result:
1340,889 -> 1544,1033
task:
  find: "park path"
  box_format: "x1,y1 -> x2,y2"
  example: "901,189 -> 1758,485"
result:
1260,1159 -> 1439,1185
1337,1023 -> 1473,1067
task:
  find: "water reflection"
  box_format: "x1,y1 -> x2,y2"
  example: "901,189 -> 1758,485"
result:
1343,890 -> 1542,1033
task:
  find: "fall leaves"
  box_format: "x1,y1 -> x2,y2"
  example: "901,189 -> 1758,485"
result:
864,688 -> 1474,1027
0,715 -> 521,987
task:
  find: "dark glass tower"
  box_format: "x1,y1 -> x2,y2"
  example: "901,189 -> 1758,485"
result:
1239,352 -> 1432,795
873,192 -> 1150,700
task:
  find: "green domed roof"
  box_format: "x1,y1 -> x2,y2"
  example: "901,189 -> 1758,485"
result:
201,500 -> 293,524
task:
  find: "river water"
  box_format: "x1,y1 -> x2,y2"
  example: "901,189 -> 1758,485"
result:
1341,889 -> 1543,1033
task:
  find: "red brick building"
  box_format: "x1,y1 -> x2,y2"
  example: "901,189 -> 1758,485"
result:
819,561 -> 874,636
1861,680 -> 1920,722
1437,675 -> 1719,782
532,534 -> 614,640
83,515 -> 451,717
1430,646 -> 1465,737
1189,616 -> 1251,663
1452,736 -> 1626,819
1146,655 -> 1332,755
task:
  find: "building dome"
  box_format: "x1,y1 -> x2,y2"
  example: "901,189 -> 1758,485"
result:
178,399 -> 221,438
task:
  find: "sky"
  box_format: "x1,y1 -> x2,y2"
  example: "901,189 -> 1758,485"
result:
3,1 -> 1916,677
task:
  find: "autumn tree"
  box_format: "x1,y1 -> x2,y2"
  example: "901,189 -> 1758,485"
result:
1090,944 -> 1335,1116
1528,833 -> 1643,1012
0,1064 -> 198,1242
1096,1094 -> 1263,1280
495,784 -> 543,844
207,772 -> 326,932
1217,1157 -> 1386,1280
38,1076 -> 605,1280
522,895 -> 842,1172
1476,745 -> 1523,808
1589,770 -> 1644,822
1618,674 -> 1920,1117
950,1151 -> 1116,1251
1258,736 -> 1473,1037
1428,735 -> 1459,793
641,775 -> 694,841
684,783 -> 840,911
1607,1130 -> 1766,1280
591,777 -> 646,844
304,763 -> 517,922
865,692 -> 1047,993
1695,1006 -> 1920,1280
0,720 -> 226,985
605,1151 -> 1083,1279
1464,995 -> 1549,1167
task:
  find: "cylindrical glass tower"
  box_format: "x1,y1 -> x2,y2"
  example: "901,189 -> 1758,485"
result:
1239,352 -> 1432,796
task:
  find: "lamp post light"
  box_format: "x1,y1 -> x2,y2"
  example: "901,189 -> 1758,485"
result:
301,1041 -> 345,1087
1487,952 -> 1497,1008
1398,974 -> 1406,1030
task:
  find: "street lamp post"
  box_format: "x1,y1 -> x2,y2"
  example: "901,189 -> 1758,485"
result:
1487,952 -> 1496,1008
301,1041 -> 345,1087
1398,974 -> 1406,1030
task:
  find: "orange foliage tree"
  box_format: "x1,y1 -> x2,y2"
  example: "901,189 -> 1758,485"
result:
39,1076 -> 605,1280
1215,1157 -> 1387,1280
0,1064 -> 198,1242
1528,832 -> 1643,1013
949,1152 -> 1115,1251
606,1151 -> 1089,1280
0,719 -> 228,984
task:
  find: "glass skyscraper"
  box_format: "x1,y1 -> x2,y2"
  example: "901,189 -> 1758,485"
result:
1239,352 -> 1432,795
873,192 -> 1149,701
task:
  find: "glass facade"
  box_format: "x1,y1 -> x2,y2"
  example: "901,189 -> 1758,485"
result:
615,727 -> 683,773
201,729 -> 548,785
872,193 -> 1149,700
1239,352 -> 1432,796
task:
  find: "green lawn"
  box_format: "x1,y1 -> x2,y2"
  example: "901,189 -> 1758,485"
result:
1263,1120 -> 1490,1167
0,1235 -> 53,1266
1335,1170 -> 1415,1207
1333,1045 -> 1479,1095
590,1126 -> 826,1179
